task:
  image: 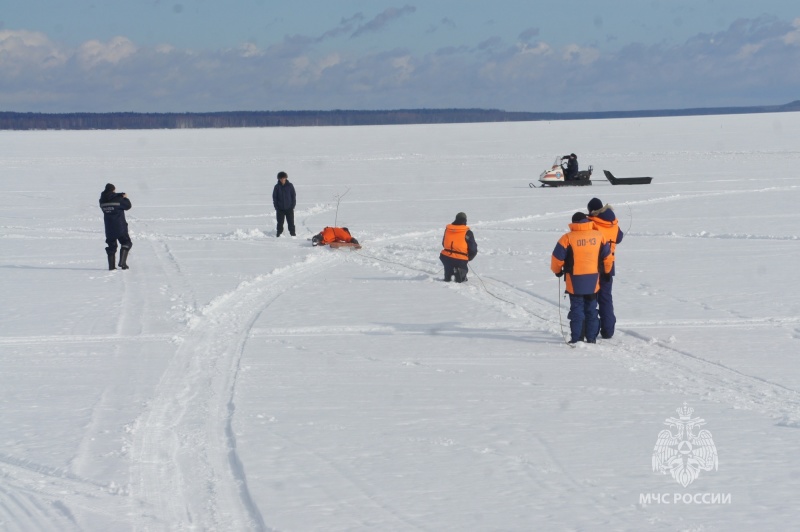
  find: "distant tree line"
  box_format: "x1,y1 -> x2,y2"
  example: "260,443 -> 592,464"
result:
1,102 -> 798,130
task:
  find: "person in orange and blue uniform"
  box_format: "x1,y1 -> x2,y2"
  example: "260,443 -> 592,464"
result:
551,212 -> 613,344
587,197 -> 624,339
439,212 -> 478,282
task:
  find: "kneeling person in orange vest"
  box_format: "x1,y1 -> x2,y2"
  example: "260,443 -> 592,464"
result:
311,226 -> 359,247
439,212 -> 478,282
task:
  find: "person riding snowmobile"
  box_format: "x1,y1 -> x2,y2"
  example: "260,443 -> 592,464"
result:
562,153 -> 579,180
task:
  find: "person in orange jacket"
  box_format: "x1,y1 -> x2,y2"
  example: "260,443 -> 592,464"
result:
587,197 -> 624,339
551,212 -> 613,344
439,212 -> 478,282
311,226 -> 359,246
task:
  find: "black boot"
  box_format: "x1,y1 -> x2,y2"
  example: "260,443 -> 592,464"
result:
119,247 -> 130,270
107,253 -> 116,271
454,267 -> 468,283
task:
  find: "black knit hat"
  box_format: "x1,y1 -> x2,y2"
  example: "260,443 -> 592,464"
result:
455,212 -> 467,223
587,197 -> 603,213
277,171 -> 288,180
104,183 -> 115,193
572,212 -> 587,223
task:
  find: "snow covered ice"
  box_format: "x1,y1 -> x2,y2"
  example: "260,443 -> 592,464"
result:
1,113 -> 799,530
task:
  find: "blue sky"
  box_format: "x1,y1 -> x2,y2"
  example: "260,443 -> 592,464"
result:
1,1 -> 798,112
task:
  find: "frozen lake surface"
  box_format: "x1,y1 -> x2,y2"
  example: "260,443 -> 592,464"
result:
1,113 -> 799,530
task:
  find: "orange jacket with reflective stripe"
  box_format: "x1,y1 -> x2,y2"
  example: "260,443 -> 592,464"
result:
441,224 -> 470,260
588,216 -> 620,254
319,227 -> 353,244
551,221 -> 613,295
588,208 -> 623,276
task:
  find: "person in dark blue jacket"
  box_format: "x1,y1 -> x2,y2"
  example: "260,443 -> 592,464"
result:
562,153 -> 579,180
272,171 -> 296,237
99,183 -> 132,270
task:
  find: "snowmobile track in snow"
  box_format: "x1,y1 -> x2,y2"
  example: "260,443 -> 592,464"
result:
127,252 -> 338,531
0,452 -> 129,532
351,240 -> 800,427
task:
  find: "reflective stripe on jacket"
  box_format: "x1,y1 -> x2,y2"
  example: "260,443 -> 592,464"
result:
551,220 -> 613,295
99,192 -> 131,239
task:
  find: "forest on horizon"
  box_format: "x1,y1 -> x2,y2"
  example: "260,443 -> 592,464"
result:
2,101 -> 799,130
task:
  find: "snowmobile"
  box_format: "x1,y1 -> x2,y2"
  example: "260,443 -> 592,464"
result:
532,156 -> 593,187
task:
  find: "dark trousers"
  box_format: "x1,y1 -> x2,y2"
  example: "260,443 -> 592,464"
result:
597,276 -> 616,338
105,233 -> 132,254
276,209 -> 295,236
439,254 -> 469,282
568,293 -> 599,343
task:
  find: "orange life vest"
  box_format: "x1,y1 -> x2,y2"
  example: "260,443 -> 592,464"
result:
441,224 -> 470,260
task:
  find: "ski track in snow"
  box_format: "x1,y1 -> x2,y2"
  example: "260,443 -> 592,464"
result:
350,231 -> 800,428
120,193 -> 336,530
0,225 -> 188,531
115,180 -> 798,529
0,333 -> 174,346
127,250 -> 337,531
3,135 -> 799,530
8,184 -> 800,246
0,452 -> 128,532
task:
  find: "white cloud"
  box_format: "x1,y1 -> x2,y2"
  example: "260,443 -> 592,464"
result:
288,53 -> 341,87
0,29 -> 50,49
782,18 -> 800,46
3,15 -> 800,113
736,42 -> 763,59
238,43 -> 263,58
391,55 -> 414,83
561,44 -> 600,65
77,36 -> 137,69
155,44 -> 176,54
516,41 -> 551,56
0,30 -> 67,71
